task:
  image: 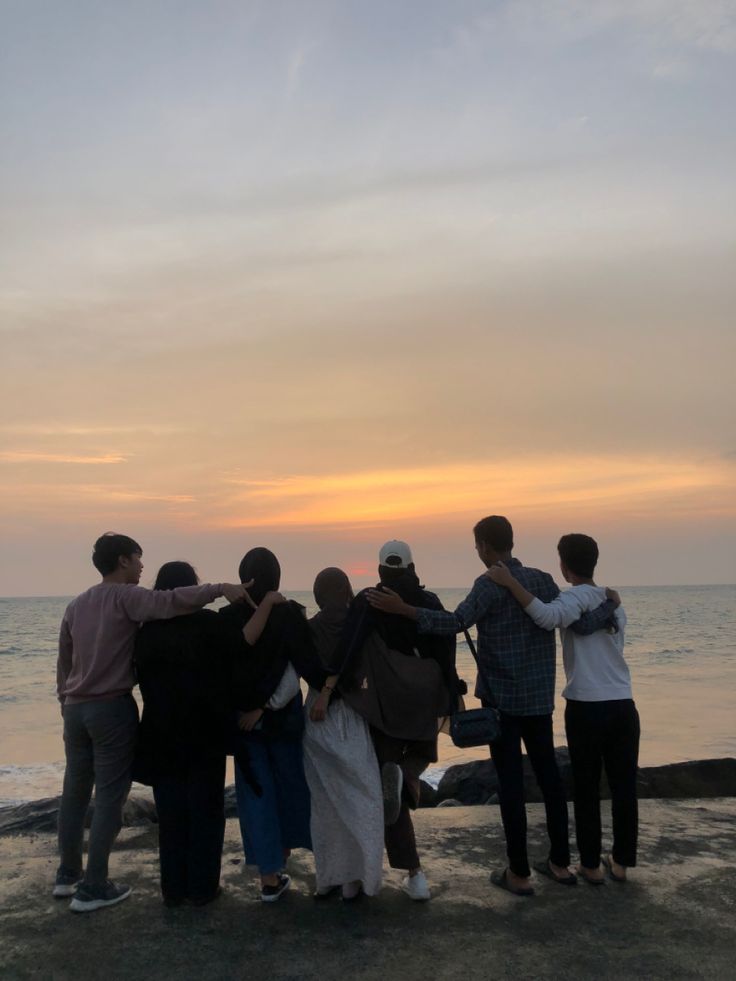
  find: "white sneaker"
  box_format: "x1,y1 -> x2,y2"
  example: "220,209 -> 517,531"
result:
53,869 -> 83,898
260,873 -> 290,903
402,871 -> 431,901
341,881 -> 363,902
69,880 -> 132,912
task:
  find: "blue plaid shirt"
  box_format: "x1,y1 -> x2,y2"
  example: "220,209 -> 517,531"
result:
416,558 -> 614,716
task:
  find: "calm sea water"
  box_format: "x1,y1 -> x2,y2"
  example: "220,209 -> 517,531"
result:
1,586 -> 734,806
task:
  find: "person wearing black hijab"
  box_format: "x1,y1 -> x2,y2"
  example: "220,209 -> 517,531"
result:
134,561 -> 246,907
219,547 -> 327,902
302,568 -> 384,901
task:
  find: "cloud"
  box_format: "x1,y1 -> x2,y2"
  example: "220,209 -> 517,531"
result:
443,0 -> 736,56
0,423 -> 183,437
286,40 -> 320,97
0,451 -> 127,465
214,454 -> 736,530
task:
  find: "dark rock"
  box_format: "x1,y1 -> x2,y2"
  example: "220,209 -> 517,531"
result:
635,759 -> 736,799
436,753 -> 736,805
2,758 -> 734,834
0,797 -> 61,835
437,748 -> 572,805
224,784 -> 238,818
418,779 -> 438,808
0,793 -> 158,836
122,796 -> 158,825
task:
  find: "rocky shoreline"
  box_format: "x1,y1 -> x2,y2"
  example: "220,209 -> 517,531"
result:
1,754 -> 734,836
431,752 -> 736,807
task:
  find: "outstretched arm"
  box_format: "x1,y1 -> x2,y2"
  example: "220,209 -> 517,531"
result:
367,579 -> 494,636
487,563 -> 535,607
121,581 -> 255,622
487,563 -> 620,631
242,591 -> 287,646
569,592 -> 619,635
487,562 -> 590,630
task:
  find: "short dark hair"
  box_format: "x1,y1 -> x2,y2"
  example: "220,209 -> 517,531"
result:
558,534 -> 599,578
473,515 -> 513,552
92,532 -> 142,575
153,561 -> 199,590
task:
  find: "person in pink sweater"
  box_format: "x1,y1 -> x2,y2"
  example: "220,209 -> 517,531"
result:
54,532 -> 251,913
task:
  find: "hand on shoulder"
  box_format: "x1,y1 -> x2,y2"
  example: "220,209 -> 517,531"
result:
486,561 -> 515,588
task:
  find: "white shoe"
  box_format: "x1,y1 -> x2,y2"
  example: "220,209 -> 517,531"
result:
53,870 -> 82,898
69,880 -> 132,912
341,881 -> 363,902
260,873 -> 290,903
402,871 -> 431,901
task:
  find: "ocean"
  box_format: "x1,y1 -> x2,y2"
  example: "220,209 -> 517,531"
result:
1,585 -> 734,807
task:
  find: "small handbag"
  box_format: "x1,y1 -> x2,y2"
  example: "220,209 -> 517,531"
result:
449,705 -> 501,747
449,629 -> 501,747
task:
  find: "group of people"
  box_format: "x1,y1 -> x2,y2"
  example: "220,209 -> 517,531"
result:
54,514 -> 639,912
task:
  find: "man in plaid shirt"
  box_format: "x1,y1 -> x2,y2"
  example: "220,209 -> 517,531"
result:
367,515 -> 616,897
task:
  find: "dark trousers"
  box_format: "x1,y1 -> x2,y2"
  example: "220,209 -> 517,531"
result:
58,694 -> 139,886
487,708 -> 570,879
152,754 -> 226,903
565,698 -> 640,869
370,727 -> 436,871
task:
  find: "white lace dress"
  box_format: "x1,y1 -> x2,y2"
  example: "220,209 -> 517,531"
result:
303,690 -> 384,896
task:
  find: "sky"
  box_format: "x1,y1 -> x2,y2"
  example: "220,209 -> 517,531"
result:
1,0 -> 735,595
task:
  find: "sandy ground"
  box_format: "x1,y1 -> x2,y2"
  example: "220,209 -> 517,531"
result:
1,799 -> 735,981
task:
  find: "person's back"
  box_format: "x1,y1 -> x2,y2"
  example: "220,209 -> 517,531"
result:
466,562 -> 559,711
54,533 -> 249,913
488,532 -> 639,884
135,609 -> 238,765
555,585 -> 629,702
58,575 -> 241,706
133,561 -> 243,908
366,517 -> 617,897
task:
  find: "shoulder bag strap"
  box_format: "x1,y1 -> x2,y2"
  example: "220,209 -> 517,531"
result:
462,627 -> 499,711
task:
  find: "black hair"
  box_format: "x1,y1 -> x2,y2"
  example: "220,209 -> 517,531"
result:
92,532 -> 142,575
153,561 -> 199,590
238,547 -> 281,605
378,562 -> 423,587
558,534 -> 599,579
473,515 -> 513,552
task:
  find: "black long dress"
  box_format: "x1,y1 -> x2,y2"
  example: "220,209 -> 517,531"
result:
134,610 -> 244,905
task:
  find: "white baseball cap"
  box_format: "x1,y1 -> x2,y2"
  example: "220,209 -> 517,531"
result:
378,540 -> 413,568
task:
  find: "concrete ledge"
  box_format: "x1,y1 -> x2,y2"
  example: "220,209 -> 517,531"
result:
2,799 -> 734,980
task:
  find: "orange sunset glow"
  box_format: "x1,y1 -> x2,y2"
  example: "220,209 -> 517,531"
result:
1,2 -> 735,595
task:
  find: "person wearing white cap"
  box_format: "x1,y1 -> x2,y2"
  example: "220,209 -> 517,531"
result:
332,541 -> 462,901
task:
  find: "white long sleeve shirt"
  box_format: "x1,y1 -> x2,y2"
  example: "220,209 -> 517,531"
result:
525,584 -> 632,702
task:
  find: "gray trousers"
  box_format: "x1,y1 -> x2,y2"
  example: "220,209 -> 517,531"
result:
58,694 -> 139,885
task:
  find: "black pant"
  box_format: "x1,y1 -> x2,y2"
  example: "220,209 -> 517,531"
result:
152,754 -> 226,903
565,699 -> 640,869
370,728 -> 436,871
487,708 -> 570,878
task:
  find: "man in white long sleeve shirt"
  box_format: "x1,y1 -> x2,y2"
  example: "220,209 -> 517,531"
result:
488,534 -> 639,885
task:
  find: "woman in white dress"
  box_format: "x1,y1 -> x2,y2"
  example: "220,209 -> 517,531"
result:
302,568 -> 384,901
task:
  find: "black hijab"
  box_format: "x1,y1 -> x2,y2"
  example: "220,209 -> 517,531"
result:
310,567 -> 354,671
